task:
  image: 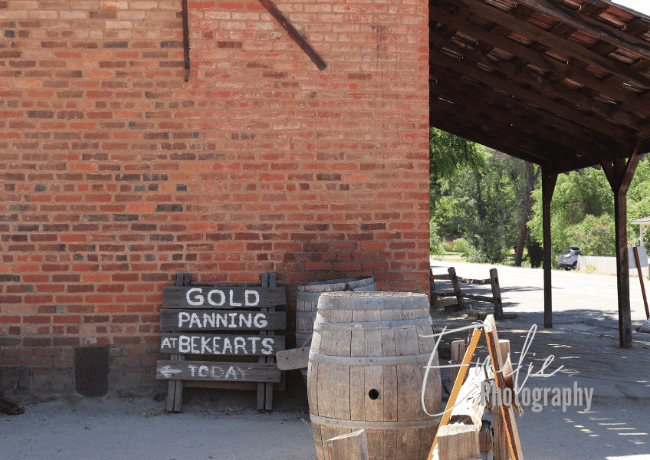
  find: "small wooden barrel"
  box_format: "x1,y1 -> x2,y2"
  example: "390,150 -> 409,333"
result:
308,291 -> 442,460
296,276 -> 377,348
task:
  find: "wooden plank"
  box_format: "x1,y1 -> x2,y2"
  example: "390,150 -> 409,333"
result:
327,430 -> 370,460
364,311 -> 383,422
451,340 -> 465,389
428,327 -> 483,459
494,340 -> 511,460
160,333 -> 284,355
156,360 -> 281,383
258,0 -> 327,70
633,247 -> 650,319
437,424 -> 481,460
350,310 -> 366,422
395,307 -> 422,460
163,286 -> 287,309
380,309 -> 399,460
483,316 -> 523,460
160,309 -> 286,332
512,0 -> 650,60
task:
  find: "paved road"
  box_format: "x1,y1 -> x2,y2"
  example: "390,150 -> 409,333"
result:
430,259 -> 649,332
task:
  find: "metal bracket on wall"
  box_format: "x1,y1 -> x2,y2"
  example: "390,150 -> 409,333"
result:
182,0 -> 190,82
258,0 -> 327,70
181,0 -> 326,82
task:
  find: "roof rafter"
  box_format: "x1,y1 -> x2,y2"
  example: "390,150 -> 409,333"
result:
512,0 -> 650,60
430,71 -> 611,157
429,40 -> 638,141
430,3 -> 650,117
443,0 -> 650,89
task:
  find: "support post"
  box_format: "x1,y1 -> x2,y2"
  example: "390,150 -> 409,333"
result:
451,340 -> 466,388
490,268 -> 503,320
600,142 -> 643,349
542,167 -> 557,329
448,267 -> 465,310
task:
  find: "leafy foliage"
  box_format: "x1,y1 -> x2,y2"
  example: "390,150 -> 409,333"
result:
528,168 -> 613,258
431,144 -> 530,264
564,214 -> 615,256
429,127 -> 487,180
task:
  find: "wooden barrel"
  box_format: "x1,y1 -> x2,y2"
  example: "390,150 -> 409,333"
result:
308,291 -> 442,460
296,276 -> 377,348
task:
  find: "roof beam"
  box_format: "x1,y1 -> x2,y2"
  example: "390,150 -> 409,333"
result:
429,36 -> 640,140
430,4 -> 650,117
430,73 -> 610,156
444,0 -> 650,89
430,97 -> 554,165
512,0 -> 650,60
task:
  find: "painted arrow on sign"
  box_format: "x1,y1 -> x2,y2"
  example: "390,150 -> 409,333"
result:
159,365 -> 182,379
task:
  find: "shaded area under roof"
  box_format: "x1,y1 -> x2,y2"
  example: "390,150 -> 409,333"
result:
429,0 -> 650,173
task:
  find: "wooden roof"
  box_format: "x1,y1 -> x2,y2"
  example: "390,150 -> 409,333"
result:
429,0 -> 650,172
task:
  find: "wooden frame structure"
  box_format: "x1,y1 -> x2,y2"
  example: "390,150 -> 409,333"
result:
429,0 -> 650,348
431,267 -> 504,319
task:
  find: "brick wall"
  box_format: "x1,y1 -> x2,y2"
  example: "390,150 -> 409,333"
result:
0,0 -> 429,400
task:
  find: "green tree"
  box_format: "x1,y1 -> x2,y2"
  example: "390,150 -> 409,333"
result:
431,149 -> 529,263
565,214 -> 615,256
528,168 -> 614,258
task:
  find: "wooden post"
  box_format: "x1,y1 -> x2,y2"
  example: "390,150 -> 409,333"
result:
542,168 -> 557,329
448,267 -> 465,309
451,340 -> 466,388
326,430 -> 369,460
166,272 -> 191,412
633,247 -> 650,319
600,144 -> 642,349
437,424 -> 481,460
493,340 -> 510,460
490,268 -> 503,320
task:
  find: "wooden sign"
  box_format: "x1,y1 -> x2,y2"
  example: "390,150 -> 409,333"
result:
157,360 -> 281,383
160,309 -> 286,332
163,286 -> 286,309
160,333 -> 285,356
158,273 -> 287,412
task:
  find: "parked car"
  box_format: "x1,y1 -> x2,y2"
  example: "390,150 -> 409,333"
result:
558,245 -> 581,270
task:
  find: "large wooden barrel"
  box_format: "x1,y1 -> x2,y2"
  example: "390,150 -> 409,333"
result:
296,276 -> 377,348
308,291 -> 442,460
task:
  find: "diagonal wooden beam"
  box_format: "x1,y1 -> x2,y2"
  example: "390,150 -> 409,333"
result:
258,0 -> 327,70
430,4 -> 650,116
512,0 -> 650,60
444,0 -> 650,89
